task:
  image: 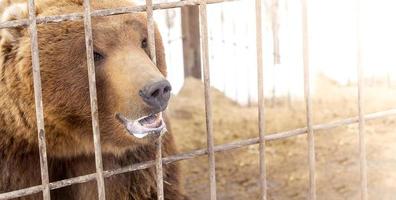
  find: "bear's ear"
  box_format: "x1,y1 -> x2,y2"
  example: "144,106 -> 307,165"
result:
0,3 -> 28,44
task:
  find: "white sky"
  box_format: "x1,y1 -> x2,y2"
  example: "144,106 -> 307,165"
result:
138,0 -> 396,104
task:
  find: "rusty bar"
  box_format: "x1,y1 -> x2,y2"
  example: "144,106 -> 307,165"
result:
50,174 -> 97,190
301,0 -> 316,199
27,0 -> 51,199
0,186 -> 44,200
155,135 -> 164,200
146,0 -> 157,65
145,0 -> 165,199
356,0 -> 368,199
255,0 -> 267,199
82,0 -> 106,199
0,0 -> 238,30
1,108 -> 396,200
199,0 -> 217,199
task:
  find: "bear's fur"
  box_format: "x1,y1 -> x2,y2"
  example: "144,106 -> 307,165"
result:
0,0 -> 186,199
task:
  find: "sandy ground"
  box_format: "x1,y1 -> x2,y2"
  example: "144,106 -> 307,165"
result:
167,77 -> 396,200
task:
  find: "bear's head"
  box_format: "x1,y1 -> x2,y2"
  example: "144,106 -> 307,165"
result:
0,0 -> 172,157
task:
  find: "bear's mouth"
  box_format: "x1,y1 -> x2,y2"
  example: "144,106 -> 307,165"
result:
115,112 -> 166,139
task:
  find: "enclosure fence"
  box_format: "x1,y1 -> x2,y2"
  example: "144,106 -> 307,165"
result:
0,0 -> 394,199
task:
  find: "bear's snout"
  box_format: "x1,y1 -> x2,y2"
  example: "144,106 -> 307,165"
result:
139,80 -> 172,113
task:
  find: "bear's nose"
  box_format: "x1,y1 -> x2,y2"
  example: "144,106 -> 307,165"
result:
139,80 -> 172,112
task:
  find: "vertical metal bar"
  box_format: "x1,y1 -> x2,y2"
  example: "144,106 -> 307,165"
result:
27,0 -> 51,199
356,0 -> 368,199
155,134 -> 164,200
301,0 -> 316,199
82,0 -> 106,199
145,1 -> 164,199
199,1 -> 217,199
146,0 -> 157,65
255,0 -> 267,199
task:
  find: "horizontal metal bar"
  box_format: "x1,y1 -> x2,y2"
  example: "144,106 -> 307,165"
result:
50,174 -> 97,190
0,0 -> 238,30
0,185 -> 43,200
1,108 -> 396,200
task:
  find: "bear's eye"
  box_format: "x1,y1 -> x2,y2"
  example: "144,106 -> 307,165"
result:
141,38 -> 148,49
93,51 -> 104,63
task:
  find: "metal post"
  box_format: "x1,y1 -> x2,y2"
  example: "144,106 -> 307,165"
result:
255,0 -> 267,199
27,0 -> 51,199
199,0 -> 217,199
301,0 -> 316,199
356,0 -> 368,199
145,1 -> 165,199
82,0 -> 106,199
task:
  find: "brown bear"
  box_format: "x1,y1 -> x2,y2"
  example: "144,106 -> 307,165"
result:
0,0 -> 187,199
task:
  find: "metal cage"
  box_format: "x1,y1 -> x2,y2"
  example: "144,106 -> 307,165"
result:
0,0 -> 392,199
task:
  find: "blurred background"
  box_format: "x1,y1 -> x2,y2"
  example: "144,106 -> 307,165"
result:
139,0 -> 396,199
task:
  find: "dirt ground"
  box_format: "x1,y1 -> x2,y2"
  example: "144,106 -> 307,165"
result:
167,77 -> 396,200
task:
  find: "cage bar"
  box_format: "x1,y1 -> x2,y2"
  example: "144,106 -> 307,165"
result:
144,0 -> 165,199
0,0 -> 238,30
301,0 -> 317,199
155,135 -> 164,200
1,108 -> 396,199
255,0 -> 267,199
199,0 -> 217,199
146,0 -> 157,65
82,0 -> 106,199
27,0 -> 51,199
356,0 -> 368,199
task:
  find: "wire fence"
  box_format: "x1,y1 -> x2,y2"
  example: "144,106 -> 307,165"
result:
0,0 -> 394,199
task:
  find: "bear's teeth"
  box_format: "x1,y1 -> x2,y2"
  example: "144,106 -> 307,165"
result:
115,112 -> 166,138
138,113 -> 162,128
131,132 -> 149,139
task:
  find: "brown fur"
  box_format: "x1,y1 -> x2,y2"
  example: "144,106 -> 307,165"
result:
0,0 -> 187,199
